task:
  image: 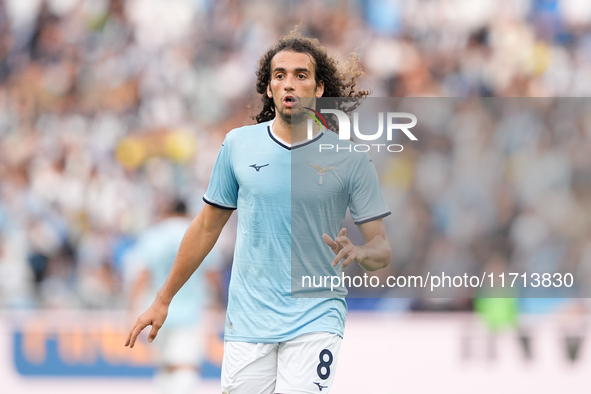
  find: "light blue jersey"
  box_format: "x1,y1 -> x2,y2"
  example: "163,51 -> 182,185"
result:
132,217 -> 220,327
290,128 -> 392,298
204,119 -> 390,343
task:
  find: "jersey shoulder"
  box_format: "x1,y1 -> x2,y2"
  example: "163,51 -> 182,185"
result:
225,121 -> 272,144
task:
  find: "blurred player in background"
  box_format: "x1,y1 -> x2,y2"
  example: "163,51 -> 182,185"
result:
126,31 -> 391,394
126,198 -> 222,394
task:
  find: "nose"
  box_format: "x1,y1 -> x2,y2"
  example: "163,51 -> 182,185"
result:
283,74 -> 295,91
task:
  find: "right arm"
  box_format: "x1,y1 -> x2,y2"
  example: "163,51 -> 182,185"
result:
125,203 -> 233,348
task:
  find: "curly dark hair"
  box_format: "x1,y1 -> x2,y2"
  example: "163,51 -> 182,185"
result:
253,31 -> 369,131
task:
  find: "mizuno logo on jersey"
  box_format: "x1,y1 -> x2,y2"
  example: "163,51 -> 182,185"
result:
249,163 -> 269,171
309,164 -> 335,185
313,382 -> 328,391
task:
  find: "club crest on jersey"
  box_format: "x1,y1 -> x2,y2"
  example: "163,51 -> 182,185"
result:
309,164 -> 335,185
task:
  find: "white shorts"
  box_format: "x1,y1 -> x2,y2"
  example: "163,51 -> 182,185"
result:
151,325 -> 204,367
221,332 -> 342,394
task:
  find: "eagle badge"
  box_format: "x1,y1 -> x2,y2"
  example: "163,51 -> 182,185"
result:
309,164 -> 335,185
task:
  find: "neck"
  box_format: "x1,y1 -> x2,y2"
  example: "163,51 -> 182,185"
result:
272,115 -> 321,145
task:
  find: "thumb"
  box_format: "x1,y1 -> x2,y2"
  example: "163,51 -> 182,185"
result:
322,233 -> 337,251
322,234 -> 337,249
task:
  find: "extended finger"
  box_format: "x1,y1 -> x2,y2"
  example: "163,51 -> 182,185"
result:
127,320 -> 148,348
341,250 -> 358,268
124,323 -> 137,347
332,245 -> 353,266
335,228 -> 349,245
335,235 -> 350,246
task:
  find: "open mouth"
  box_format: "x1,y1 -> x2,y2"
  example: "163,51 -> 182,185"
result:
283,95 -> 298,107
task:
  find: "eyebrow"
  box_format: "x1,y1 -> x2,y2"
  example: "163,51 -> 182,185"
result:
273,67 -> 311,74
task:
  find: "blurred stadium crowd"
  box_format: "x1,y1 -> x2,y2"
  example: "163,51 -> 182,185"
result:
349,99 -> 591,313
1,0 -> 591,310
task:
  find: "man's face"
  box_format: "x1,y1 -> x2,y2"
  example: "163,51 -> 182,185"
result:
267,50 -> 324,125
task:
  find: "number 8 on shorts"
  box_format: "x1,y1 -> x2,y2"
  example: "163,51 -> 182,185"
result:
317,349 -> 333,380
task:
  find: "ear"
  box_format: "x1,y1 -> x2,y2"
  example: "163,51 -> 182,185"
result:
267,83 -> 273,98
315,81 -> 324,98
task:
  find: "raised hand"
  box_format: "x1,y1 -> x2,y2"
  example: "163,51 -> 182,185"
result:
322,228 -> 367,268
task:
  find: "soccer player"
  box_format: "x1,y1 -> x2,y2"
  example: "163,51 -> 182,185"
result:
126,198 -> 222,394
126,32 -> 391,394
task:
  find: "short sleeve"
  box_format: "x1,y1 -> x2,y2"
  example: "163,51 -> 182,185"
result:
348,154 -> 391,225
203,137 -> 238,210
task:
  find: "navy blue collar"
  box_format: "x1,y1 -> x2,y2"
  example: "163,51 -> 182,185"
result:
267,123 -> 324,151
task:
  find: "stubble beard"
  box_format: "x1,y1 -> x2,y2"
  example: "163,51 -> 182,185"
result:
275,99 -> 307,127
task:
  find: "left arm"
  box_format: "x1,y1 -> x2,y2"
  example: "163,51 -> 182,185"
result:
322,218 -> 391,272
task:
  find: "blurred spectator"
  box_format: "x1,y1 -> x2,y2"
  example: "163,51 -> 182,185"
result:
125,198 -> 223,394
